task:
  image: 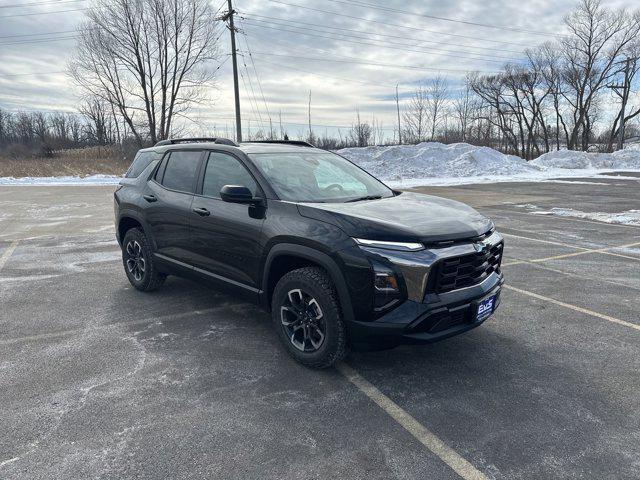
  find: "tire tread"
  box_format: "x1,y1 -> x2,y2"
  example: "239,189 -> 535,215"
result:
273,266 -> 348,369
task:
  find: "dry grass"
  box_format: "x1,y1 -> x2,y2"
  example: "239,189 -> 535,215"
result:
0,146 -> 132,177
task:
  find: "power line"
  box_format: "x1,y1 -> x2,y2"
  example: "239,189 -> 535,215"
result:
0,70 -> 66,77
266,0 -> 534,48
247,55 -> 468,97
0,35 -> 76,46
0,6 -> 88,18
242,19 -> 520,63
240,20 -> 519,65
0,0 -> 85,8
239,53 -> 264,126
248,56 -> 399,89
0,29 -> 78,39
245,51 -> 497,74
319,0 -> 563,37
238,24 -> 273,132
241,12 -> 525,55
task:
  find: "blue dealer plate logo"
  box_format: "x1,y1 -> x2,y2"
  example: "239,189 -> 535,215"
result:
476,296 -> 495,322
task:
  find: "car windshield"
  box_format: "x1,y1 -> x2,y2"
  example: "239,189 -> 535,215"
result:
249,151 -> 394,203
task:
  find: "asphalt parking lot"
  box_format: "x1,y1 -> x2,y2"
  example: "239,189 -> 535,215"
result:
1,176 -> 639,479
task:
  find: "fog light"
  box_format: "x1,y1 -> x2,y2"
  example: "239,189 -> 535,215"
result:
371,263 -> 401,310
374,272 -> 399,292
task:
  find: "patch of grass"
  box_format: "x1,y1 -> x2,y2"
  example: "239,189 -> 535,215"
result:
0,146 -> 131,177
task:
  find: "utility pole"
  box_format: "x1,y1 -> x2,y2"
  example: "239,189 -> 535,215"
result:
395,84 -> 402,145
308,90 -> 312,142
223,0 -> 242,143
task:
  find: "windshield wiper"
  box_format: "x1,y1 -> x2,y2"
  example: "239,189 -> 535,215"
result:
346,195 -> 383,203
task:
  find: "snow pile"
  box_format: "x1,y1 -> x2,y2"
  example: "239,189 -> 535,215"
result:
339,143 -> 536,183
0,174 -> 121,186
337,142 -> 640,186
519,205 -> 640,226
531,149 -> 640,170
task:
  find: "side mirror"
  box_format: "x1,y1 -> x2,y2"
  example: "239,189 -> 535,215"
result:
220,185 -> 256,204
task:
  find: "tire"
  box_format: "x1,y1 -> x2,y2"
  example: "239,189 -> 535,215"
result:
122,228 -> 166,292
272,266 -> 348,369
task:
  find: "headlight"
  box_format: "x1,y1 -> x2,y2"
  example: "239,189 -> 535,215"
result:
354,238 -> 424,252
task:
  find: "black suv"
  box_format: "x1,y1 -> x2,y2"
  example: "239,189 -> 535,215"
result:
115,138 -> 504,368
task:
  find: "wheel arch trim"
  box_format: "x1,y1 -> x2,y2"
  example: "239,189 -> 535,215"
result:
262,243 -> 355,323
117,209 -> 156,250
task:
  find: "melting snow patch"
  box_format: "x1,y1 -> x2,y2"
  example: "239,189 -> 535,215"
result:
0,174 -> 121,186
528,207 -> 640,225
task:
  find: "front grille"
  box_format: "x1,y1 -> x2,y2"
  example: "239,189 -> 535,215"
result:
433,242 -> 503,293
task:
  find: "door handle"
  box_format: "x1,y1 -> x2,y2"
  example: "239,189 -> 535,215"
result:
143,194 -> 157,202
192,207 -> 211,217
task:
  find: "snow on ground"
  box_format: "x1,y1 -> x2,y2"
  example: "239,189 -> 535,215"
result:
1,142 -> 639,186
516,204 -> 640,226
0,174 -> 121,186
337,142 -> 640,187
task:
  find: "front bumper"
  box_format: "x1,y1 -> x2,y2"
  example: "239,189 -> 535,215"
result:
347,273 -> 503,346
347,231 -> 504,347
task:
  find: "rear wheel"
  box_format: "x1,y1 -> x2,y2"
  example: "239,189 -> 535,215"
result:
272,267 -> 347,368
122,228 -> 166,292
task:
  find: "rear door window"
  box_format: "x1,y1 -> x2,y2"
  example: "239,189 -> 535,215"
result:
126,151 -> 161,178
160,151 -> 202,193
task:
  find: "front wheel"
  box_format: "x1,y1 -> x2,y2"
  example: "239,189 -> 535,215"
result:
122,228 -> 166,292
272,267 -> 347,368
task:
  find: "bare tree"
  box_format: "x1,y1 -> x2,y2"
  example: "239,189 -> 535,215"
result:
403,86 -> 428,143
426,75 -> 449,140
538,42 -> 571,150
607,51 -> 640,150
454,83 -> 474,142
561,0 -> 640,150
70,0 -> 221,146
79,97 -> 113,146
348,109 -> 372,147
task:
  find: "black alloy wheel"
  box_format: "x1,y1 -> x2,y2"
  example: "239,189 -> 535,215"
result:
280,288 -> 326,352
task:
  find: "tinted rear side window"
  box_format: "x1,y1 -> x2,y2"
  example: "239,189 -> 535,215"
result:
160,151 -> 202,193
126,151 -> 160,178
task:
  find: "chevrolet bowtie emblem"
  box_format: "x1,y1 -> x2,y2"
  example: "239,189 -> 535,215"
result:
474,241 -> 488,253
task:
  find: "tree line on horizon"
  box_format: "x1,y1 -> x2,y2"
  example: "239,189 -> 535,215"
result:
0,0 -> 639,161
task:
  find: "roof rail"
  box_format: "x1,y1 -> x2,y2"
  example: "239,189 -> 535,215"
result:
245,140 -> 315,147
154,137 -> 238,147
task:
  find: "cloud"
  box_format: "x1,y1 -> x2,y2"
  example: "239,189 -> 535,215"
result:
0,0 -> 636,139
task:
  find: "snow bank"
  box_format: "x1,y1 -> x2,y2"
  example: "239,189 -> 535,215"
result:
337,142 -> 640,186
0,174 -> 121,186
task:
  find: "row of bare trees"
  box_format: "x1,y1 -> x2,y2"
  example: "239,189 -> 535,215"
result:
398,0 -> 640,157
3,0 -> 639,159
0,99 -> 128,157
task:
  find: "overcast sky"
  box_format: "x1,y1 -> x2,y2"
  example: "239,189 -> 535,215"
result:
0,0 -> 637,139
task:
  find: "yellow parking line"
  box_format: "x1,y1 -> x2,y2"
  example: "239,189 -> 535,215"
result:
337,363 -> 487,480
503,259 -> 640,291
500,234 -> 640,265
0,240 -> 19,271
498,209 -> 640,229
500,232 -> 590,251
528,242 -> 640,264
505,285 -> 640,332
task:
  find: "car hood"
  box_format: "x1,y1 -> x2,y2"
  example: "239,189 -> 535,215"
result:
297,192 -> 493,243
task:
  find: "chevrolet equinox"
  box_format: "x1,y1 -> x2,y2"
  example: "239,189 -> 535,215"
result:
114,138 -> 504,368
